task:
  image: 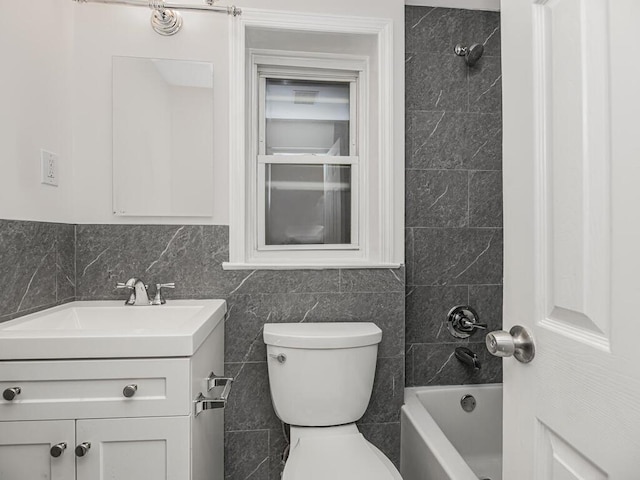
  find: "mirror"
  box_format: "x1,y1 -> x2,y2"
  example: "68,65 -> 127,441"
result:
112,56 -> 214,217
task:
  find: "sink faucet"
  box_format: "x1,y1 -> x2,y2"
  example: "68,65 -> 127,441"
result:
455,346 -> 481,370
116,278 -> 150,306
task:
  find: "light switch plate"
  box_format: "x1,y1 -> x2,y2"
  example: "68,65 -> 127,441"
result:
41,149 -> 58,186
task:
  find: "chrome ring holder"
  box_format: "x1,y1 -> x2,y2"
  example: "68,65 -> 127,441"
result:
150,1 -> 183,36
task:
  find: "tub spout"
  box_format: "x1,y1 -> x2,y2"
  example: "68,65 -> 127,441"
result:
455,347 -> 481,370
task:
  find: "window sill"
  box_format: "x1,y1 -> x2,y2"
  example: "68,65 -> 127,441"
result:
222,262 -> 402,270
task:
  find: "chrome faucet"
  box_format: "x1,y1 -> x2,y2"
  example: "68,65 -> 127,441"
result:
455,347 -> 481,370
116,278 -> 150,306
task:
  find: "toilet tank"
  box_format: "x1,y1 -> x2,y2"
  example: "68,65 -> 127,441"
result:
263,322 -> 382,427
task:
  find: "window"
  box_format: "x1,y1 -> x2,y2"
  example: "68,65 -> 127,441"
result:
258,73 -> 359,250
226,14 -> 400,269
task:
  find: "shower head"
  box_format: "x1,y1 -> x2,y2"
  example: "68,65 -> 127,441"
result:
454,43 -> 485,67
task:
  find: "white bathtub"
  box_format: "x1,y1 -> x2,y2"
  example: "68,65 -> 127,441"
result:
400,384 -> 502,480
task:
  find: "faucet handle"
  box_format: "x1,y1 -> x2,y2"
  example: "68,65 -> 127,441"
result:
116,282 -> 133,290
152,283 -> 176,305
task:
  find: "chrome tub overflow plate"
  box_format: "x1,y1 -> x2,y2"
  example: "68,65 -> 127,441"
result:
460,394 -> 476,412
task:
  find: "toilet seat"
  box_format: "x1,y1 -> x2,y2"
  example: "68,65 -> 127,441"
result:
282,424 -> 403,480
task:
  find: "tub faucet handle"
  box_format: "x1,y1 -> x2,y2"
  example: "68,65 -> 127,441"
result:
447,305 -> 486,339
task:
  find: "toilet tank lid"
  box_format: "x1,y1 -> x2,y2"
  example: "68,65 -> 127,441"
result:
263,322 -> 382,349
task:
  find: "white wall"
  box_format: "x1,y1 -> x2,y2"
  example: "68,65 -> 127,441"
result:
0,0 -> 403,227
71,0 -> 405,225
0,1 -> 75,223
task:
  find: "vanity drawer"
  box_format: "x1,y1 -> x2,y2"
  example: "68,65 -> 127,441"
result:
0,358 -> 191,421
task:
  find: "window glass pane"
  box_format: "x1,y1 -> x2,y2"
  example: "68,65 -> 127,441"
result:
265,164 -> 351,245
265,79 -> 350,156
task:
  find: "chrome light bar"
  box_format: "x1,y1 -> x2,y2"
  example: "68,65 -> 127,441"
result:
73,0 -> 242,36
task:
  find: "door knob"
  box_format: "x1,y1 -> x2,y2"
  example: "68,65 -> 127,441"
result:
50,442 -> 67,458
2,387 -> 21,401
486,325 -> 535,363
75,442 -> 91,457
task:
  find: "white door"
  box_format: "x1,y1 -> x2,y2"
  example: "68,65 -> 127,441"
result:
0,420 -> 75,479
75,416 -> 190,480
501,0 -> 640,478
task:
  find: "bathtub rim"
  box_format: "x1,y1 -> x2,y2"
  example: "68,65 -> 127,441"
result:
402,384 -> 503,480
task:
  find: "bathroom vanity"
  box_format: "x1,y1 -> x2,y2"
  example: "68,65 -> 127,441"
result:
0,300 -> 228,480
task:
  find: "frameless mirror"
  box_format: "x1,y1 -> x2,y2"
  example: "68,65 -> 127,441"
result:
112,56 -> 214,217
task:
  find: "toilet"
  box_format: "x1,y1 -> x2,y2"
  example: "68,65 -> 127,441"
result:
263,322 -> 403,480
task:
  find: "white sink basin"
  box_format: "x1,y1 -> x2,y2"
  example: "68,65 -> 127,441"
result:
0,300 -> 226,360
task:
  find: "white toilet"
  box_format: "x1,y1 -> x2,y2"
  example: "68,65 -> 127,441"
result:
263,322 -> 403,480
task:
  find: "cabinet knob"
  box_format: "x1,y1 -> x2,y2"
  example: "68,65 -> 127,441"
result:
50,442 -> 67,458
123,384 -> 138,398
2,387 -> 21,401
75,442 -> 91,457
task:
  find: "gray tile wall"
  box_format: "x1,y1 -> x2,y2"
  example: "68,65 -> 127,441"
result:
72,224 -> 404,479
0,219 -> 75,321
405,6 -> 504,387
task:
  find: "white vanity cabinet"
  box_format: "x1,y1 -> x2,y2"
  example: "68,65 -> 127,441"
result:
0,300 -> 227,480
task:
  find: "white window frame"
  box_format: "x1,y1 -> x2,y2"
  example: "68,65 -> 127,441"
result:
256,64 -> 362,252
225,10 -> 400,269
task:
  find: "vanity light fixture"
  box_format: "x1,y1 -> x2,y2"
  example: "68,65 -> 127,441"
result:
72,0 -> 242,36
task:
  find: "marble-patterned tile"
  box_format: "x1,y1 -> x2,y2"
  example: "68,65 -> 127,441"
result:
405,228 -> 414,286
405,106 -> 414,168
309,293 -> 405,358
406,54 -> 468,112
406,7 -> 501,57
76,224 -> 204,300
413,228 -> 503,286
225,430 -> 269,480
469,170 -> 503,227
410,343 -> 502,386
200,225 -> 247,297
359,422 -> 401,469
339,267 -> 405,293
405,344 -> 415,386
0,220 -> 57,317
467,10 -> 501,57
406,170 -> 469,227
469,56 -> 502,114
56,223 -> 76,302
224,293 -> 324,363
409,112 -> 502,171
360,356 -> 405,424
229,270 -> 340,295
225,291 -> 403,363
405,285 -> 468,344
224,362 -> 281,432
469,285 -> 503,336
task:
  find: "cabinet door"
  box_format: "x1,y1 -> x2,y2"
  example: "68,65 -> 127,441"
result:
75,416 -> 190,480
0,420 -> 75,480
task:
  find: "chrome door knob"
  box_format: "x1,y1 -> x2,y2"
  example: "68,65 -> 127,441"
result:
50,442 -> 67,458
486,325 -> 535,363
123,384 -> 138,398
75,442 -> 91,457
3,387 -> 21,401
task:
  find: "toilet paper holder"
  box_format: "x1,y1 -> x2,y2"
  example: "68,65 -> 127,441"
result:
194,372 -> 234,416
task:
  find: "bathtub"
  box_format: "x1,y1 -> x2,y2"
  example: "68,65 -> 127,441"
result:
400,384 -> 502,480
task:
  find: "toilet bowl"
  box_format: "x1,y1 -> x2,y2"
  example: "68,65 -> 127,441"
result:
283,424 -> 402,480
263,322 -> 402,480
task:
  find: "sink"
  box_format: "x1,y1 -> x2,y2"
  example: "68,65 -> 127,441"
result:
0,300 -> 226,360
